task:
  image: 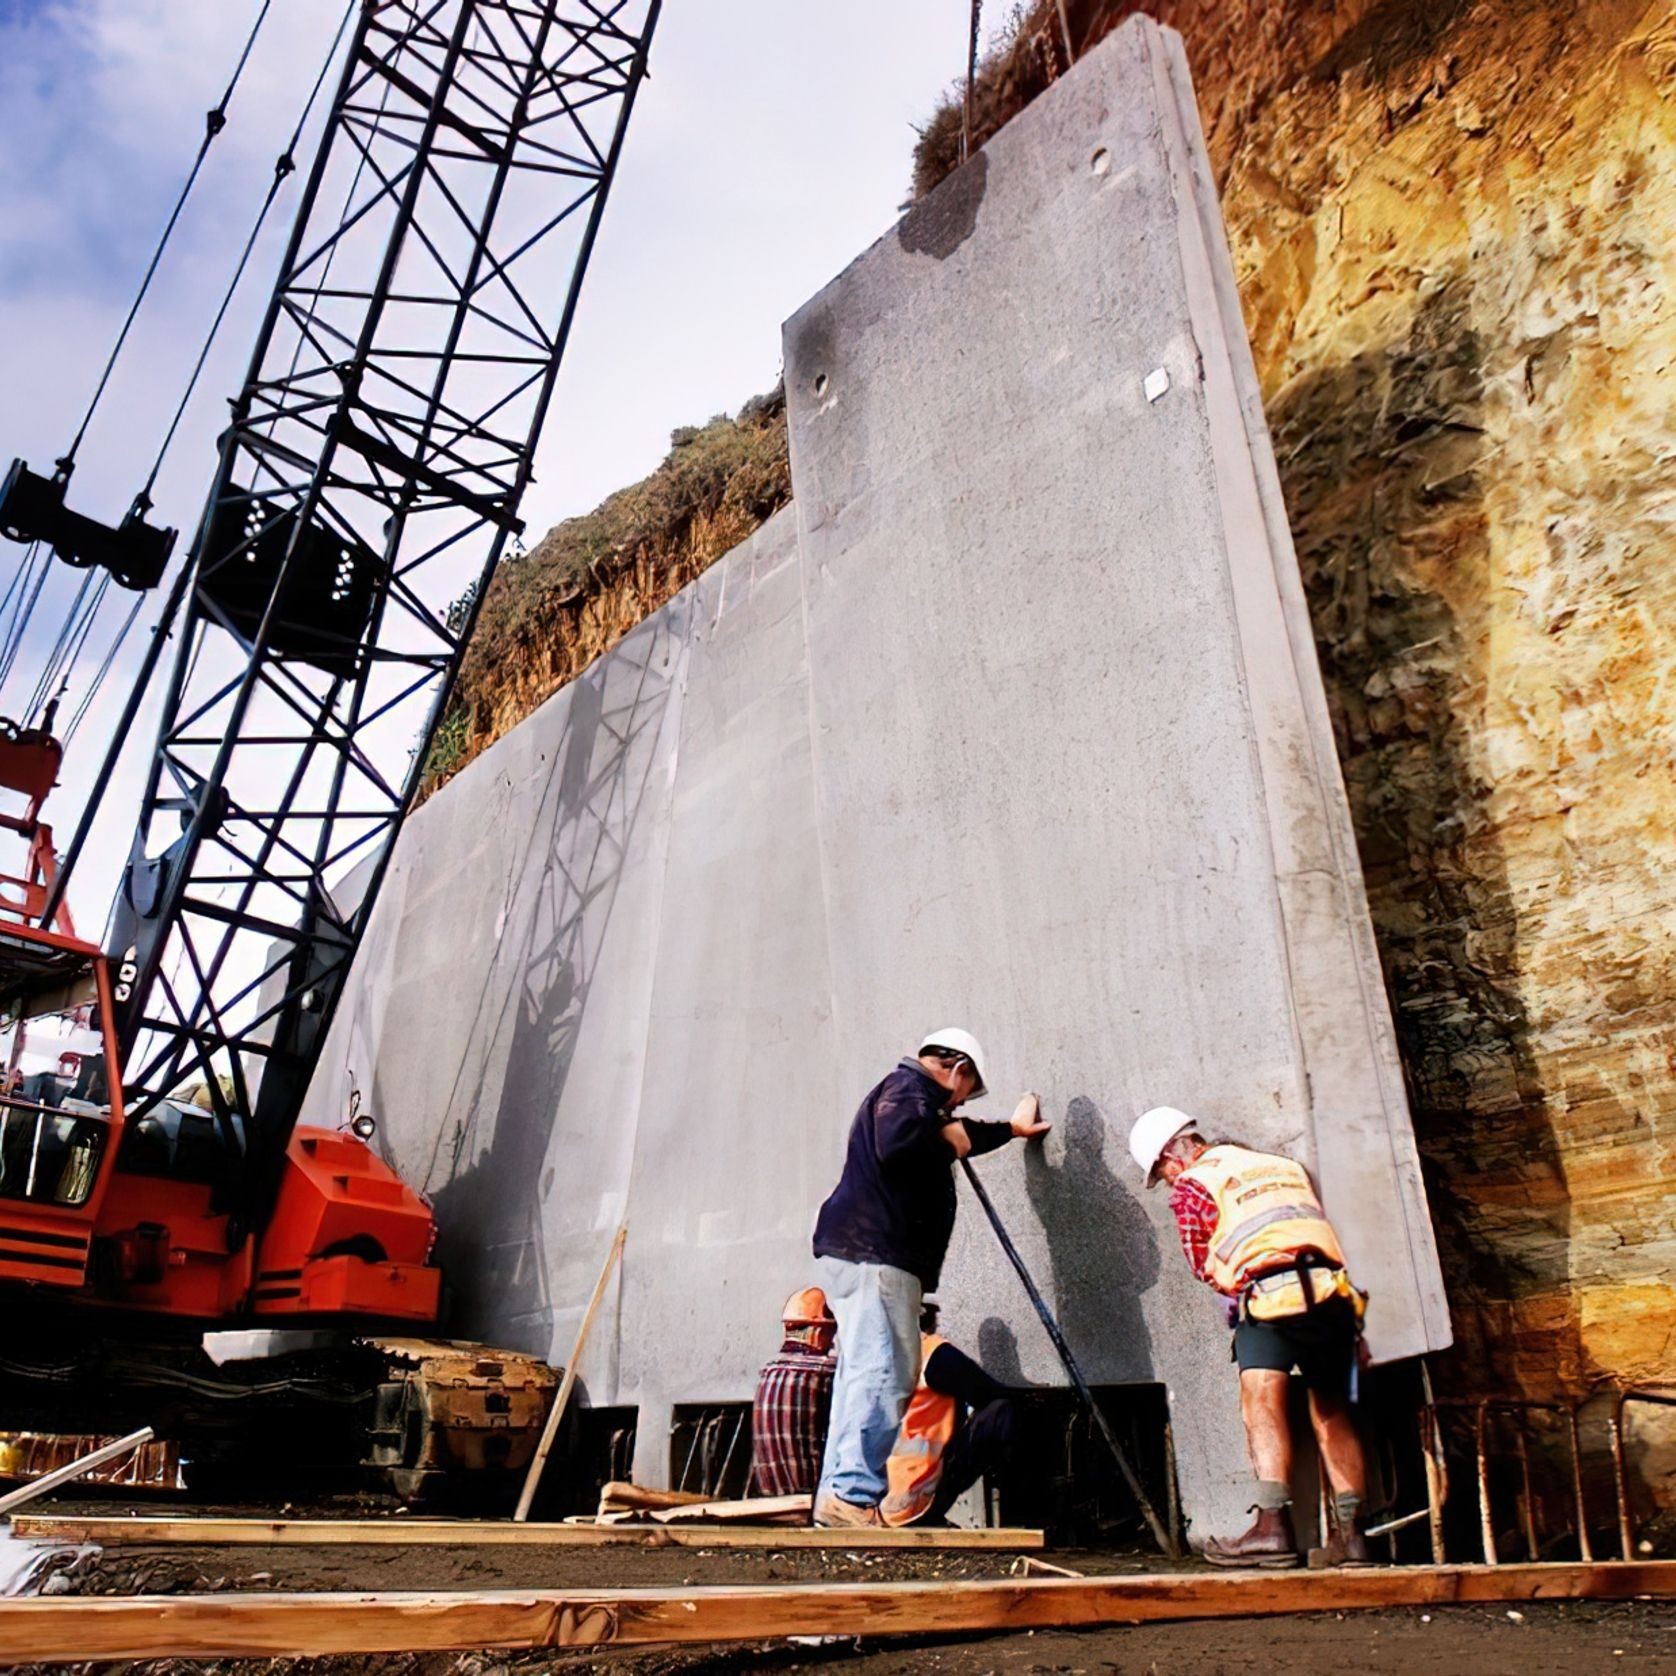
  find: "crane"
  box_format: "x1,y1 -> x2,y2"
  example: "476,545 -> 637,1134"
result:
0,0 -> 659,1501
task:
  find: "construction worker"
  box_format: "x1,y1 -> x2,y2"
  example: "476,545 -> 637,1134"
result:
809,1028 -> 1050,1527
881,1301 -> 1019,1526
1129,1106 -> 1371,1567
750,1287 -> 838,1497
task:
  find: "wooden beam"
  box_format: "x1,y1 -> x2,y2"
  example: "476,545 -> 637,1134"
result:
649,1494 -> 810,1525
597,1481 -> 711,1514
515,1225 -> 625,1521
3,1562 -> 1675,1662
6,1514 -> 1042,1551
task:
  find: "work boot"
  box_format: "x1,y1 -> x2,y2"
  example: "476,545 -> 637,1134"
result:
1201,1505 -> 1300,1568
1338,1518 -> 1374,1565
812,1492 -> 884,1529
1331,1493 -> 1374,1566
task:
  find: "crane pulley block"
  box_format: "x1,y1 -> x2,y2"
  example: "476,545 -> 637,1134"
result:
199,489 -> 378,678
0,459 -> 175,591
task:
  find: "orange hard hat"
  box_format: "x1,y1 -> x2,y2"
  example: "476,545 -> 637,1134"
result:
782,1286 -> 834,1329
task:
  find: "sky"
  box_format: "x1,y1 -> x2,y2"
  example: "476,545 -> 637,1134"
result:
0,0 -> 1008,931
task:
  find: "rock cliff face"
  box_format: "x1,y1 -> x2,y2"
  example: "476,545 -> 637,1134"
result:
918,0 -> 1676,1403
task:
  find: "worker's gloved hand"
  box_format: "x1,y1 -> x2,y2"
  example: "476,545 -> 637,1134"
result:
1010,1092 -> 1051,1140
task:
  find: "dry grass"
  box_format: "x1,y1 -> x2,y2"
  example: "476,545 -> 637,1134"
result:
422,388 -> 790,795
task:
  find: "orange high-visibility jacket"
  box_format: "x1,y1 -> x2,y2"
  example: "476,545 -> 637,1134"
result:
1180,1144 -> 1345,1297
881,1333 -> 956,1527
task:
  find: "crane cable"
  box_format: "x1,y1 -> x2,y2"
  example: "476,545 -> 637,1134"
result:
0,546 -> 49,690
6,3 -> 353,749
64,591 -> 146,745
55,0 -> 274,482
134,0 -> 357,511
22,570 -> 104,725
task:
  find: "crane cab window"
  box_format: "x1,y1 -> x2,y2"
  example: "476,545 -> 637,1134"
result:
0,985 -> 110,1206
0,1101 -> 106,1205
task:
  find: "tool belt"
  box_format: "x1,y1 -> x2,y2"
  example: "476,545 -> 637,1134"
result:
1239,1255 -> 1367,1326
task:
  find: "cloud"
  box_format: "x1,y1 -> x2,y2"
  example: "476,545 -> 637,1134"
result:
0,0 -> 993,930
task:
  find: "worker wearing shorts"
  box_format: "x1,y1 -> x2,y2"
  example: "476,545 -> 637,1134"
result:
1130,1106 -> 1372,1568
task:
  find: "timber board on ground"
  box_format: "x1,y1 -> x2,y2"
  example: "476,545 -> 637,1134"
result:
2,1561 -> 1674,1662
6,1513 -> 1043,1550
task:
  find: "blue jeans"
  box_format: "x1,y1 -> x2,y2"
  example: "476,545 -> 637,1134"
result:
815,1256 -> 923,1505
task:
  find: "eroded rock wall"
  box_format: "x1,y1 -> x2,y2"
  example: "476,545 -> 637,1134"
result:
992,0 -> 1676,1398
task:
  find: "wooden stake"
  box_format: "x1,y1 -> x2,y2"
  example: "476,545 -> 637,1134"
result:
514,1224 -> 626,1522
6,1561 -> 1676,1663
0,1426 -> 154,1517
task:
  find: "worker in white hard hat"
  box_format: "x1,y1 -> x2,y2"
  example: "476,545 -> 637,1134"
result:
809,1029 -> 1050,1527
1129,1106 -> 1372,1567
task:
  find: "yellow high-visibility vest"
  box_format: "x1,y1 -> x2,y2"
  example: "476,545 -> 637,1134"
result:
1182,1144 -> 1345,1298
881,1333 -> 956,1527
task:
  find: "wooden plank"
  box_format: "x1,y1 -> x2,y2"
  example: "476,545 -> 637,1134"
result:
0,1428 -> 155,1516
515,1225 -> 626,1521
3,1562 -> 1676,1662
598,1481 -> 712,1514
650,1494 -> 810,1525
6,1514 -> 1042,1551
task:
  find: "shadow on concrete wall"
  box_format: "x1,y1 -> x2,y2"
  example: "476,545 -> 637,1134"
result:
1023,1096 -> 1157,1381
978,1315 -> 1027,1385
424,626 -> 678,1354
1268,270 -> 1581,1395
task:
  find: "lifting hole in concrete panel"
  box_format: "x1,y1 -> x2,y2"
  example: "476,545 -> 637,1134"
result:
1090,146 -> 1112,176
813,372 -> 829,397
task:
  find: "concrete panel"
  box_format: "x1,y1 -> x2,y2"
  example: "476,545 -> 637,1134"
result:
781,15 -> 1447,1534
617,511 -> 843,1416
304,18 -> 1447,1544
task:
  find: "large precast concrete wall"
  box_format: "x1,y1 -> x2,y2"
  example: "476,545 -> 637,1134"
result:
303,17 -> 1449,1541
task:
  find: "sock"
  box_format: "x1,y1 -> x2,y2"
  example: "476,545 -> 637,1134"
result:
1334,1490 -> 1363,1528
1253,1478 -> 1291,1512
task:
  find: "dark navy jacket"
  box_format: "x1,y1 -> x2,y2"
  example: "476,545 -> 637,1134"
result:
812,1058 -> 1013,1291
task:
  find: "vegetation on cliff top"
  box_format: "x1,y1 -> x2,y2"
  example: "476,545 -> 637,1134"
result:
423,387 -> 790,792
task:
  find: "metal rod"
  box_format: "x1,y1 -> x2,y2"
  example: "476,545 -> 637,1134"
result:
1052,0 -> 1074,66
0,1426 -> 155,1516
1422,1405 -> 1447,1564
1567,1406 -> 1593,1563
1163,1417 -> 1181,1556
962,0 -> 981,165
1609,1409 -> 1633,1561
1513,1420 -> 1538,1560
1365,1507 -> 1430,1539
1475,1400 -> 1497,1566
959,1158 -> 1177,1557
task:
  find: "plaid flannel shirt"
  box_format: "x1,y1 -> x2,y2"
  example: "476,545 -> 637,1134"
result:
750,1342 -> 835,1497
1169,1175 -> 1219,1286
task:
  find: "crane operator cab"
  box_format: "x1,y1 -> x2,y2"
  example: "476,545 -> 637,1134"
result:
0,717 -> 125,1286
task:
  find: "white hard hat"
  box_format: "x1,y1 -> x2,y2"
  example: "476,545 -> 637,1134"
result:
918,1027 -> 988,1098
1129,1106 -> 1199,1186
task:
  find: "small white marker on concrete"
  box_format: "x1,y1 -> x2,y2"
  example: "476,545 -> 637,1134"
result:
1144,366 -> 1170,403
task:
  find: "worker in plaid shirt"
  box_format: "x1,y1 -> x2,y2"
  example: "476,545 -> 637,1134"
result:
750,1287 -> 837,1497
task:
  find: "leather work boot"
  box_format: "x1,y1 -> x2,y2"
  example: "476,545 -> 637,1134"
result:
812,1493 -> 884,1529
1338,1519 -> 1375,1565
1201,1505 -> 1301,1568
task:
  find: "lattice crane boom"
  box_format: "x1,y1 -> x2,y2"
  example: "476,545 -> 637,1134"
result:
106,0 -> 661,1229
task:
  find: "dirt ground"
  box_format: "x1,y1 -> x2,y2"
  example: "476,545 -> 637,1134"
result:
11,1494 -> 1675,1675
12,1538 -> 1676,1676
